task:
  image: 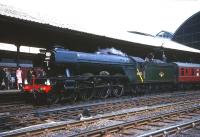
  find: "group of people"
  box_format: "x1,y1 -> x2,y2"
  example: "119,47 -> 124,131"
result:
0,67 -> 46,90
0,67 -> 16,90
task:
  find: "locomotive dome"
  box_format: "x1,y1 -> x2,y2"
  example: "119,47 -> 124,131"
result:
96,47 -> 127,57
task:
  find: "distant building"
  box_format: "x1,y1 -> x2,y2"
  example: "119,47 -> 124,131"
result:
172,11 -> 200,50
155,31 -> 173,39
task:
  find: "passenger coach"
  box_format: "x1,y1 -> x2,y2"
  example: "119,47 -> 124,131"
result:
173,62 -> 200,89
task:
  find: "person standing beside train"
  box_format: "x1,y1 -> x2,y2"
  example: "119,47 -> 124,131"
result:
37,68 -> 46,78
10,69 -> 16,89
4,68 -> 11,90
16,66 -> 23,90
27,68 -> 37,84
0,67 -> 6,90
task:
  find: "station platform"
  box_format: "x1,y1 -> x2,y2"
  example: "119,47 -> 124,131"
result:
0,89 -> 25,103
0,89 -> 22,95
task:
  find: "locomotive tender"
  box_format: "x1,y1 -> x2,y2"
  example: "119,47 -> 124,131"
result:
23,47 -> 200,104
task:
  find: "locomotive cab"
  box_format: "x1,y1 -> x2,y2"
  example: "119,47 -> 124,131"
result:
132,59 -> 177,92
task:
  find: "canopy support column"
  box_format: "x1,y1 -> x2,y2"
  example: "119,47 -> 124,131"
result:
16,44 -> 20,67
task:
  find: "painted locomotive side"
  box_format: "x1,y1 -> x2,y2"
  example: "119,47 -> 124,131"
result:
143,63 -> 176,83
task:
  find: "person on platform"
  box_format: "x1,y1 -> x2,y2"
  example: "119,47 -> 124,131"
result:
0,67 -> 6,90
37,68 -> 46,78
10,69 -> 16,89
4,68 -> 11,90
16,66 -> 23,90
27,68 -> 36,84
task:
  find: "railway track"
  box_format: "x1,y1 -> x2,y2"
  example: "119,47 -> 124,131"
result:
170,124 -> 200,137
0,91 -> 199,136
0,92 -> 199,114
1,98 -> 200,137
0,90 -> 198,114
0,91 -> 200,115
73,102 -> 200,137
136,118 -> 200,137
0,90 -> 198,113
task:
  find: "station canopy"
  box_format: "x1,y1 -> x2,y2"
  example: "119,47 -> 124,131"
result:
0,3 -> 200,62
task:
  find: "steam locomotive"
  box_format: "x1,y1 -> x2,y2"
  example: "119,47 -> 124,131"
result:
23,47 -> 200,104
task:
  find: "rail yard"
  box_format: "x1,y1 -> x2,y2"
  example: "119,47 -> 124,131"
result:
0,90 -> 200,137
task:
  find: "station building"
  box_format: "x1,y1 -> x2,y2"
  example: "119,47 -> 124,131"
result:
172,11 -> 200,50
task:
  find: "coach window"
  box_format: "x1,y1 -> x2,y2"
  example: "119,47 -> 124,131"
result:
185,69 -> 188,76
191,69 -> 195,76
181,68 -> 184,76
197,69 -> 200,76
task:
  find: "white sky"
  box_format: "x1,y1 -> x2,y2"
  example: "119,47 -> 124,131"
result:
0,0 -> 199,36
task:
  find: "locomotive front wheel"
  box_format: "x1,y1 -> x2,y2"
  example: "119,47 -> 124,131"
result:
112,85 -> 124,97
